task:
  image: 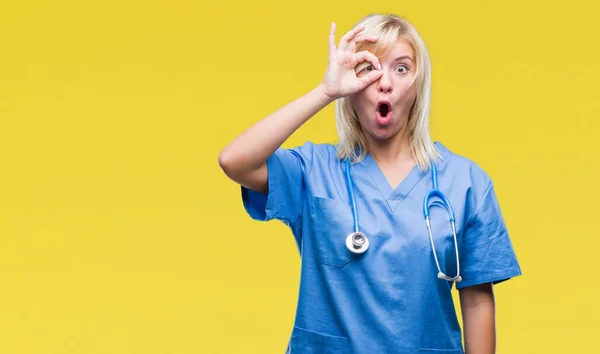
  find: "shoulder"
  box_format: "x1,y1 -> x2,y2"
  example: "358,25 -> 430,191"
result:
290,141 -> 337,156
435,142 -> 502,226
434,141 -> 492,188
283,142 -> 339,175
287,141 -> 340,162
434,141 -> 495,212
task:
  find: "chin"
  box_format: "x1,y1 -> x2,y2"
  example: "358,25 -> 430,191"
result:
359,117 -> 405,142
368,126 -> 398,141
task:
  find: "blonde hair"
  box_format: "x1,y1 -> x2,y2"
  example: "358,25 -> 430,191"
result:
335,13 -> 441,171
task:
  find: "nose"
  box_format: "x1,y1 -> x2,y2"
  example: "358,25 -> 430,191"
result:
377,71 -> 392,94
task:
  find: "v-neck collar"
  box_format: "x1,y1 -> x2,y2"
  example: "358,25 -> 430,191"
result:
356,141 -> 449,214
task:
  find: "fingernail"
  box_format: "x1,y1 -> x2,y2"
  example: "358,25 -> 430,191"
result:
378,64 -> 381,70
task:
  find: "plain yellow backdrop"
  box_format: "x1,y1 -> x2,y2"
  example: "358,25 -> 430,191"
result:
0,0 -> 598,353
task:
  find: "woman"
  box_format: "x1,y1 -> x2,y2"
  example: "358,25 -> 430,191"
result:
218,13 -> 522,354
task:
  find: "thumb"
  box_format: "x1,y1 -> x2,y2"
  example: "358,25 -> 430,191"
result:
357,70 -> 383,89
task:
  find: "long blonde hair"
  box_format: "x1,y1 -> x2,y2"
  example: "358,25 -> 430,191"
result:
335,13 -> 441,171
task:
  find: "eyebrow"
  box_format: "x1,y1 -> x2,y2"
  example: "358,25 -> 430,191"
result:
394,55 -> 414,63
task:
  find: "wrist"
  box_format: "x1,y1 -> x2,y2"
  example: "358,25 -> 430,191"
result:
315,82 -> 339,104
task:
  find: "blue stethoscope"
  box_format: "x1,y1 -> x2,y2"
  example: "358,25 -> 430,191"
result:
344,158 -> 462,282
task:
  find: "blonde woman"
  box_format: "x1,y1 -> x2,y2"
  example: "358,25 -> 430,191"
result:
219,13 -> 521,354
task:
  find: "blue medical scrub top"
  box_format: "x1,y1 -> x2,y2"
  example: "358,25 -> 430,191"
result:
241,141 -> 522,354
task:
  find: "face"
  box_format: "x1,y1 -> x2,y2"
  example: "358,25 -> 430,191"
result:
350,38 -> 417,141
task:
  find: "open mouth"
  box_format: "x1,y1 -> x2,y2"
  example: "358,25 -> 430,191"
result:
377,101 -> 391,117
376,100 -> 392,125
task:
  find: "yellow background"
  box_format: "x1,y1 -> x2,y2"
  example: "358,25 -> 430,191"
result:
0,0 -> 598,353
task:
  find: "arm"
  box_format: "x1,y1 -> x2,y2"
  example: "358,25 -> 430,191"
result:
459,282 -> 496,354
218,84 -> 334,194
218,22 -> 382,194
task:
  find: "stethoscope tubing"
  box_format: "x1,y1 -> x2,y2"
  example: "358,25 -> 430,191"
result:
344,158 -> 462,282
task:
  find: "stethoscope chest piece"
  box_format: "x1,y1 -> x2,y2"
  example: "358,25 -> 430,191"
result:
343,157 -> 462,282
346,231 -> 369,254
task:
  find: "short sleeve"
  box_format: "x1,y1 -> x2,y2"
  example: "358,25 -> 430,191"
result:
456,180 -> 523,290
241,142 -> 315,227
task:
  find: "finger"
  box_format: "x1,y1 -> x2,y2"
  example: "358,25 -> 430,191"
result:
347,35 -> 379,54
353,50 -> 382,71
328,22 -> 337,60
357,70 -> 384,90
354,35 -> 379,42
338,24 -> 365,53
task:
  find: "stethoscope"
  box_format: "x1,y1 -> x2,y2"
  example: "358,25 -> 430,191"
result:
344,158 -> 462,282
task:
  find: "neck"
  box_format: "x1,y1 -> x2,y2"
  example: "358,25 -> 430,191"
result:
364,124 -> 414,166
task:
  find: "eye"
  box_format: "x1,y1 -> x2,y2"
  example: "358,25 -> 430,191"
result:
395,64 -> 409,73
355,63 -> 375,76
362,64 -> 374,73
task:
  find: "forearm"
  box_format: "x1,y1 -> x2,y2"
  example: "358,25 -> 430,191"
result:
218,83 -> 334,174
462,300 -> 496,354
459,283 -> 496,354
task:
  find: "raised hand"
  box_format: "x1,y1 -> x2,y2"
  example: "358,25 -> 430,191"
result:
320,22 -> 383,100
